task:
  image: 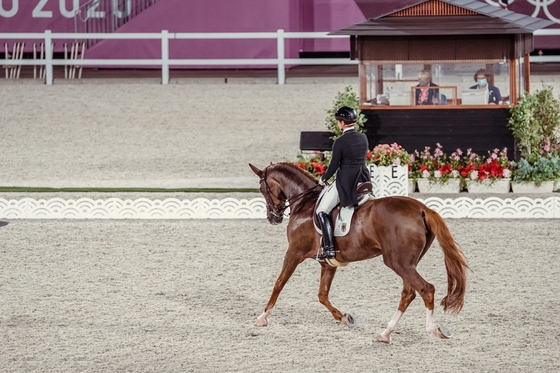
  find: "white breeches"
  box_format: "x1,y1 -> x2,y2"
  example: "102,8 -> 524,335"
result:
316,182 -> 339,214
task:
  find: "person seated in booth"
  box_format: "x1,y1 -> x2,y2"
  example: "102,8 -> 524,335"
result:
415,70 -> 439,105
470,68 -> 502,105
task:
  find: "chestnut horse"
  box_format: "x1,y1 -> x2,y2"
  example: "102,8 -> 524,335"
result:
249,162 -> 468,343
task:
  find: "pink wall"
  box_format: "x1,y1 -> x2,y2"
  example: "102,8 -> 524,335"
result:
0,0 -> 77,49
83,0 -> 365,63
0,0 -> 76,32
508,0 -> 560,49
1,0 -> 558,61
0,0 -> 366,59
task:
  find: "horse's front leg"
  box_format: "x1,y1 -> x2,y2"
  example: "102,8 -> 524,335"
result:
318,264 -> 353,325
255,251 -> 304,326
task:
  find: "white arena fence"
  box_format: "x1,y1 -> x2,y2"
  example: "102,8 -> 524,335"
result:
0,196 -> 559,219
1,29 -> 560,85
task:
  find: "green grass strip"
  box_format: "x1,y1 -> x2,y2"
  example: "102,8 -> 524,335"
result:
0,187 -> 260,193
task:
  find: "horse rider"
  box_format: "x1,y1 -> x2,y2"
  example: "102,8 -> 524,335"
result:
315,106 -> 370,260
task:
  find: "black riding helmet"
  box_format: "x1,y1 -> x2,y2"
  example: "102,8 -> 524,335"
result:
335,106 -> 357,125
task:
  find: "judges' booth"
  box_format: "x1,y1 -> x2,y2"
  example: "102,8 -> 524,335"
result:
330,0 -> 553,159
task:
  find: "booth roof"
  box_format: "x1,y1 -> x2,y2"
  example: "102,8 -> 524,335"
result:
330,0 -> 554,36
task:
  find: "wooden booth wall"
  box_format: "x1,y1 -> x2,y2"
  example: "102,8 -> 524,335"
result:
363,108 -> 515,159
357,34 -> 533,62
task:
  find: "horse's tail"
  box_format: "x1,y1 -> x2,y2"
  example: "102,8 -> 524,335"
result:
424,208 -> 468,315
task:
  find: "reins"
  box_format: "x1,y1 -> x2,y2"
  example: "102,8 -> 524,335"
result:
286,184 -> 321,210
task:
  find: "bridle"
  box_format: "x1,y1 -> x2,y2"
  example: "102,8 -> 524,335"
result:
259,168 -> 321,218
259,170 -> 289,218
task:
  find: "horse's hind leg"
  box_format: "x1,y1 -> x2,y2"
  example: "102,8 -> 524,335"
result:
407,273 -> 450,339
255,253 -> 303,326
380,265 -> 448,342
378,282 -> 416,343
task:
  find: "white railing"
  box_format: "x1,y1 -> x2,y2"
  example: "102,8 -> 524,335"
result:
0,29 -> 354,85
1,29 -> 559,85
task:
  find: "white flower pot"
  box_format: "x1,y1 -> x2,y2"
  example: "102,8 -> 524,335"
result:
369,164 -> 409,197
466,179 -> 510,194
408,179 -> 416,194
553,179 -> 560,192
417,178 -> 461,193
511,181 -> 554,193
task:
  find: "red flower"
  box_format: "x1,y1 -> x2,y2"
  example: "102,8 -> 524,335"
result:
438,163 -> 452,174
311,162 -> 325,175
478,160 -> 504,179
459,164 -> 475,178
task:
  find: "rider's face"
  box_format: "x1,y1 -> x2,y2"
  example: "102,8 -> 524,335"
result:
337,120 -> 345,131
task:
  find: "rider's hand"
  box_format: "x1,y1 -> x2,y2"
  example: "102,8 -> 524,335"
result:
318,178 -> 326,186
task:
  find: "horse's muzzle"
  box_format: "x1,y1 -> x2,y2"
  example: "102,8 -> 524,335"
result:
267,214 -> 283,225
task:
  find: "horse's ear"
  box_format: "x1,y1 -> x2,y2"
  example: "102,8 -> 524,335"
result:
249,163 -> 263,178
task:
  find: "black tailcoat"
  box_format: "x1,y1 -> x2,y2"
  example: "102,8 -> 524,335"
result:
322,129 -> 370,207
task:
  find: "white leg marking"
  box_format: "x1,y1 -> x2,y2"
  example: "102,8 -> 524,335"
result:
426,309 -> 438,335
378,310 -> 403,343
255,307 -> 274,326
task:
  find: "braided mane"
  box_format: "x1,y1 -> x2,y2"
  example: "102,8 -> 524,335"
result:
275,162 -> 319,183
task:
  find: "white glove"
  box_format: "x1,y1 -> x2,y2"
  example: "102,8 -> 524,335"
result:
318,178 -> 326,186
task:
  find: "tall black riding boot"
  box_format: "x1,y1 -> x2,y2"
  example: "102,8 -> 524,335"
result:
315,211 -> 336,260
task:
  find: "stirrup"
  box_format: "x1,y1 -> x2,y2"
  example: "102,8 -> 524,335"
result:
314,249 -> 337,261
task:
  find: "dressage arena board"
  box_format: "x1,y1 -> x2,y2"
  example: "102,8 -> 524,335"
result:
1,196 -> 560,219
1,219 -> 559,372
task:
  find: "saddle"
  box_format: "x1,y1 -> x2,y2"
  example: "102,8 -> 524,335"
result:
313,181 -> 374,237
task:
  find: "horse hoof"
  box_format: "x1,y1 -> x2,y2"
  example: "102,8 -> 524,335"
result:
255,319 -> 268,327
255,309 -> 272,327
342,313 -> 357,328
435,326 -> 451,339
255,315 -> 269,327
377,335 -> 391,343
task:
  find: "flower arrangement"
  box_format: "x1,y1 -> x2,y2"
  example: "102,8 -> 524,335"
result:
511,152 -> 560,185
507,85 -> 560,187
459,148 -> 512,184
409,143 -> 460,184
508,84 -> 560,158
296,152 -> 328,178
366,143 -> 411,167
295,140 -> 559,192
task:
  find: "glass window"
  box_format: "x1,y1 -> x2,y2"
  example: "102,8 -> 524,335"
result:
362,62 -> 510,106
